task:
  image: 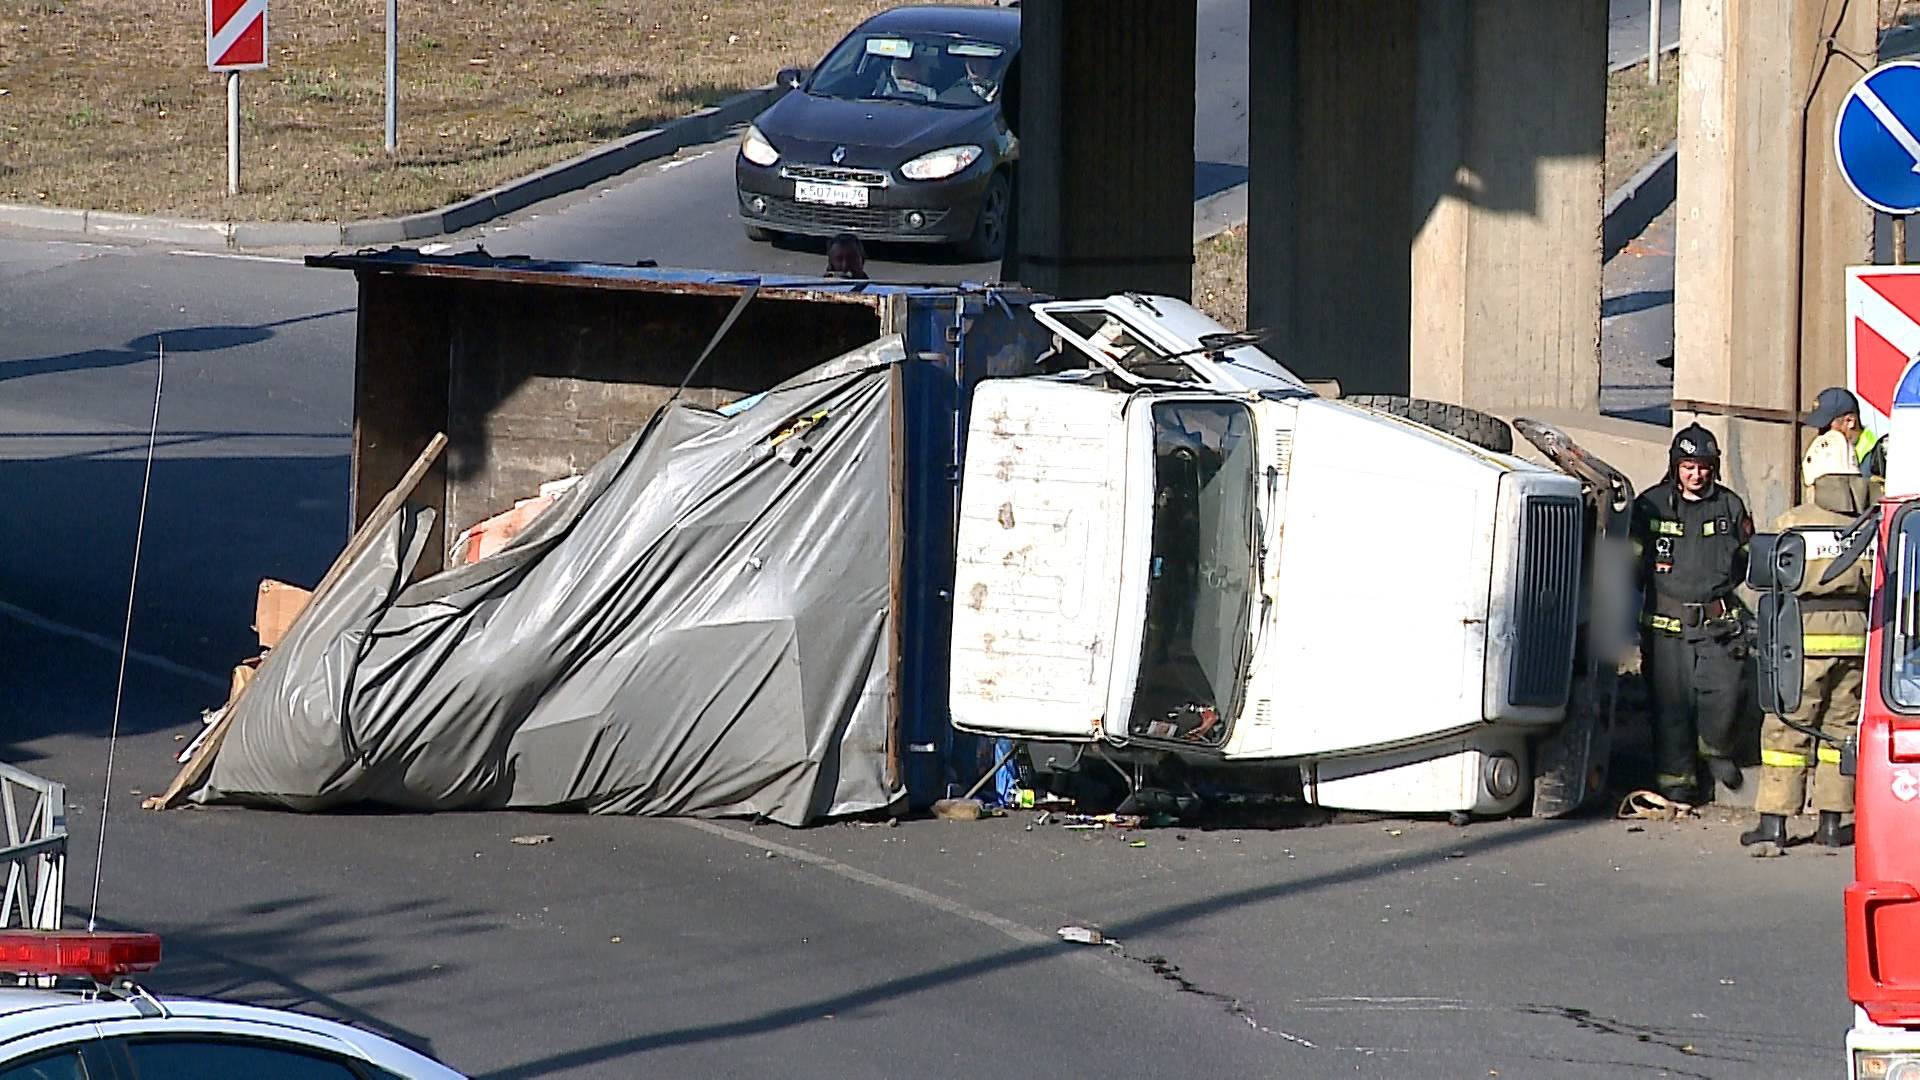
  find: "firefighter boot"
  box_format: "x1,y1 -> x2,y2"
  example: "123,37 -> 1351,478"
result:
1740,813 -> 1787,848
1818,811 -> 1849,849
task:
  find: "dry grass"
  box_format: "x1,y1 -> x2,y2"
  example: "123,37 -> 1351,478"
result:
1605,52 -> 1679,190
0,0 -> 942,220
1191,226 -> 1246,331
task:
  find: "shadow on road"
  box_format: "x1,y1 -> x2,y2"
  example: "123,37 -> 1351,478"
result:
0,309 -> 351,383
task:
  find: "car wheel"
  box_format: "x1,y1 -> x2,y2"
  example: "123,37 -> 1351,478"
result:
958,171 -> 1010,262
743,222 -> 776,243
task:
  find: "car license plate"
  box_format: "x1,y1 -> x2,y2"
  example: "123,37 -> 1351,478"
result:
794,180 -> 869,208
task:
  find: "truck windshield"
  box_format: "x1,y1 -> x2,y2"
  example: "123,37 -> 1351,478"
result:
1890,505 -> 1920,711
1129,401 -> 1258,747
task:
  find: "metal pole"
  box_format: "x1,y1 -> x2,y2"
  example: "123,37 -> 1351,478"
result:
1648,0 -> 1661,86
1898,215 -> 1910,267
384,0 -> 397,153
226,72 -> 240,195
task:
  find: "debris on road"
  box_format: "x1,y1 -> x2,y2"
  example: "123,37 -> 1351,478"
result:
932,798 -> 984,821
509,834 -> 554,846
1057,925 -> 1108,945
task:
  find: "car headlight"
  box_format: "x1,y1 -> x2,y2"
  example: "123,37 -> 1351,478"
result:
741,125 -> 779,167
900,145 -> 983,181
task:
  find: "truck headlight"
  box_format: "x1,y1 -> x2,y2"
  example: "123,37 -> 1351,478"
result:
741,125 -> 779,167
900,145 -> 982,181
1858,1049 -> 1920,1078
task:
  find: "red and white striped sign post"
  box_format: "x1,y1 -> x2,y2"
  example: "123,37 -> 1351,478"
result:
206,0 -> 267,195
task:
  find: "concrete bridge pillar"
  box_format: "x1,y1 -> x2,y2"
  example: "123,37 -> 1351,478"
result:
1008,0 -> 1198,300
1671,0 -> 1874,527
1249,0 -> 1606,410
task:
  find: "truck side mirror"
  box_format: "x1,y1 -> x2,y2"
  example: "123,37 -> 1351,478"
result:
1748,532 -> 1806,715
1747,531 -> 1806,591
777,67 -> 803,90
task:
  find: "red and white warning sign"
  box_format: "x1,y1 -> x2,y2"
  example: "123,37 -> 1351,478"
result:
1847,265 -> 1920,436
207,0 -> 267,71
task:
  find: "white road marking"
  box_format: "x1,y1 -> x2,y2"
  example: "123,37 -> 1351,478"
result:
0,600 -> 225,688
658,150 -> 714,172
168,250 -> 304,265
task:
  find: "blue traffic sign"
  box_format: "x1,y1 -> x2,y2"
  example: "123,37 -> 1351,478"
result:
1838,61 -> 1920,215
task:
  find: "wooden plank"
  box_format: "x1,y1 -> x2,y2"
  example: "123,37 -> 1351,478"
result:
144,432 -> 449,811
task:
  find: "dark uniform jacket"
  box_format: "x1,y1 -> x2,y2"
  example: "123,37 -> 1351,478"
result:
1632,481 -> 1754,632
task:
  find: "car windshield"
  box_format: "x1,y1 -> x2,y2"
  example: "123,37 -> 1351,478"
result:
808,32 -> 1010,109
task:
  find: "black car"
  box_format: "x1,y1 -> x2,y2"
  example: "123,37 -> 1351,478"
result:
734,4 -> 1019,260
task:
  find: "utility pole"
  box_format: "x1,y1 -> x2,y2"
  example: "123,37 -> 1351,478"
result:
384,0 -> 397,153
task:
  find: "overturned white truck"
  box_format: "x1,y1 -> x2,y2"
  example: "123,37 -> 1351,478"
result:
949,293 -> 1632,818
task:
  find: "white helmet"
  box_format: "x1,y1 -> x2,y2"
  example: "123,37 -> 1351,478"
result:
1802,429 -> 1857,486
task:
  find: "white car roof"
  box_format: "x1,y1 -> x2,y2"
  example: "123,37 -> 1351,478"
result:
0,988 -> 465,1078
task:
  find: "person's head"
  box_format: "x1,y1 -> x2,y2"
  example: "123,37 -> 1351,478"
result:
1669,422 -> 1720,498
892,46 -> 935,86
826,233 -> 867,278
1806,386 -> 1863,441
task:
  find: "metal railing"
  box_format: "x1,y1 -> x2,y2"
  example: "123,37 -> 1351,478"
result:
1,764 -> 66,931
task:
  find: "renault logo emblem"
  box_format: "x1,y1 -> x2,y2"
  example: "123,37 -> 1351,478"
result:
831,146 -> 847,164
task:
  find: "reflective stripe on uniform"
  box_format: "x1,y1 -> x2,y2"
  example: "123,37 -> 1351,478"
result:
1762,748 -> 1811,768
1652,520 -> 1685,536
1803,633 -> 1867,653
1858,429 -> 1880,464
1818,745 -> 1845,765
1644,613 -> 1683,634
1656,772 -> 1695,787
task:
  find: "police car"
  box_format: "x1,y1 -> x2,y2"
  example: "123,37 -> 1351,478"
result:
0,930 -> 464,1079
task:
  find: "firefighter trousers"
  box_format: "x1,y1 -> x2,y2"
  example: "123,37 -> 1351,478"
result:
1756,655 -> 1860,815
1643,628 -> 1744,796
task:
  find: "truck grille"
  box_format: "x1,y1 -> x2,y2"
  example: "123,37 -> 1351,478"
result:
1509,495 -> 1582,707
782,164 -> 891,187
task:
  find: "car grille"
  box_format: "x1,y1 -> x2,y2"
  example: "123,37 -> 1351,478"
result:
747,195 -> 950,234
782,164 -> 891,187
1508,495 -> 1583,708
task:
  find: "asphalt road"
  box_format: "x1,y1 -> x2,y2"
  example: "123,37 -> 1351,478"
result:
10,612 -> 1851,1079
1609,0 -> 1682,69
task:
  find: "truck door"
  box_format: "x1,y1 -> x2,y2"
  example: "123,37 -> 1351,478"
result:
949,379 -> 1133,740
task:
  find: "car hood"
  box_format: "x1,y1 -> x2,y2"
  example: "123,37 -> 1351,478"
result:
755,92 -> 994,169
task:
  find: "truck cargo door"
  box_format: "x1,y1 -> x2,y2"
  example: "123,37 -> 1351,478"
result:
950,379 -> 1132,740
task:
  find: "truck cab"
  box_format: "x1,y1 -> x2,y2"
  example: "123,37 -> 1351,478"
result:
947,293 -> 1610,817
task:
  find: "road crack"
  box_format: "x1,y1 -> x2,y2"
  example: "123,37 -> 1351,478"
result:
1128,952 -> 1316,1048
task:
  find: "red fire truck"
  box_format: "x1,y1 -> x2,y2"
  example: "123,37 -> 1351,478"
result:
1751,361 -> 1920,1079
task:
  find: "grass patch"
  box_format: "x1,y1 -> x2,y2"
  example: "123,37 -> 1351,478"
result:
1605,53 -> 1679,191
0,0 -> 948,221
1192,226 -> 1247,332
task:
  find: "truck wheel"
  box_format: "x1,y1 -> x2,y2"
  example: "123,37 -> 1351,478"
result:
1344,395 -> 1514,454
743,223 -> 776,243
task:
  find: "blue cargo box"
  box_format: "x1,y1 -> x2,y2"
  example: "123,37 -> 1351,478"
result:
307,250 -> 1050,810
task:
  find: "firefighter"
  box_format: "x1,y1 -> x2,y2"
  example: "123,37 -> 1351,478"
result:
1632,423 -> 1753,803
1742,430 -> 1871,849
1805,386 -> 1880,470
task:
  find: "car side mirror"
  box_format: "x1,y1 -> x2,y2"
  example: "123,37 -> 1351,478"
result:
1747,531 -> 1806,716
777,67 -> 803,90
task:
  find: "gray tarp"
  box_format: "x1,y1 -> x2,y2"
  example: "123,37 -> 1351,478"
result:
197,339 -> 907,825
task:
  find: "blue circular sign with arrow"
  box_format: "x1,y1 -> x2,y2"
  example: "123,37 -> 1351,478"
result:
1838,61 -> 1920,215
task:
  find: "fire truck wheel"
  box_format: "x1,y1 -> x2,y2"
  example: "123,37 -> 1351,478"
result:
1344,395 -> 1515,454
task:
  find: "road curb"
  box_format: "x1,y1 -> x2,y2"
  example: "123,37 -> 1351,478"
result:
1193,182 -> 1247,245
1603,141 -> 1677,262
0,81 -> 788,251
1607,40 -> 1680,76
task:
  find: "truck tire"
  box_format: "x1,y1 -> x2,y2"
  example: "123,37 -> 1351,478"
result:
1344,395 -> 1513,454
